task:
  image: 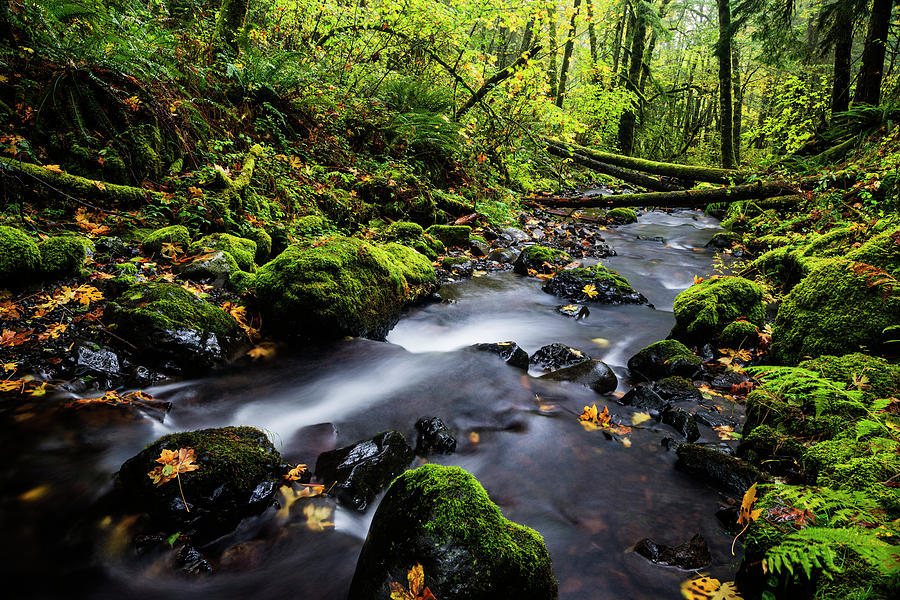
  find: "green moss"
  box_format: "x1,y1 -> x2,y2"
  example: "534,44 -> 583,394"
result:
799,353 -> 900,398
441,256 -> 471,268
670,276 -> 766,344
254,236 -> 409,340
245,227 -> 273,264
114,262 -> 138,275
37,236 -> 94,276
771,259 -> 900,365
412,239 -> 438,260
720,320 -> 759,347
142,225 -> 190,255
519,245 -> 570,264
744,247 -> 821,290
190,233 -> 257,272
108,282 -> 240,336
229,270 -> 256,294
382,242 -> 435,287
741,425 -> 804,460
384,221 -> 425,241
627,340 -> 703,381
425,224 -> 471,248
294,214 -> 336,238
0,225 -> 40,284
845,224 -> 900,277
606,207 -> 637,223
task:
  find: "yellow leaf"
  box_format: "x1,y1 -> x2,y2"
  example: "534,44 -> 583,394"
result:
44,164 -> 64,174
582,284 -> 598,298
681,575 -> 743,600
408,563 -> 425,596
284,464 -> 307,481
631,412 -> 652,426
303,503 -> 334,531
737,483 -> 763,527
247,343 -> 276,360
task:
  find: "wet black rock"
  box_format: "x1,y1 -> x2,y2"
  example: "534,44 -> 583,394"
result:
348,464 -> 557,600
710,371 -> 751,391
693,410 -> 734,429
634,534 -> 711,569
415,417 -> 457,456
542,265 -> 647,304
675,443 -> 767,496
74,343 -> 121,385
315,431 -> 414,512
539,360 -> 617,394
627,340 -> 703,382
175,249 -> 237,286
175,544 -> 213,576
652,376 -> 703,402
529,343 -> 591,372
706,232 -> 741,249
488,247 -> 518,263
115,426 -> 282,542
661,407 -> 701,442
95,236 -> 129,258
469,239 -> 491,257
620,385 -> 669,413
471,341 -> 530,371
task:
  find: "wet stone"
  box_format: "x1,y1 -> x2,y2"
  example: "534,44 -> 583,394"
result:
469,239 -> 491,257
471,341 -> 530,371
620,385 -> 670,413
539,360 -> 618,394
415,417 -> 457,456
488,247 -> 518,263
314,430 -> 414,512
675,443 -> 767,496
661,407 -> 701,442
500,227 -> 531,244
75,344 -> 120,378
633,534 -> 711,570
530,343 -> 591,372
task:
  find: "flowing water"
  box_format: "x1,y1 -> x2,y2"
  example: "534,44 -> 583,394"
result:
1,209 -> 742,599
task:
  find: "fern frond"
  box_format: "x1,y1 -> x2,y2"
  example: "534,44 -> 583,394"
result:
764,527 -> 900,579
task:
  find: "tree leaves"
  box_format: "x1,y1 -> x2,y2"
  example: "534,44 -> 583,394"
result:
738,483 -> 763,527
681,575 -> 743,600
579,404 -> 632,437
147,447 -> 199,487
390,563 -> 436,600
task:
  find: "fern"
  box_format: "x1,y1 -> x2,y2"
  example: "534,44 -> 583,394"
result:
772,486 -> 885,527
764,527 -> 900,579
747,366 -> 868,418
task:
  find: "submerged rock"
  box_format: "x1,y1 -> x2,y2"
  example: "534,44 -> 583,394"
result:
627,340 -> 703,381
542,264 -> 646,304
314,430 -> 414,512
634,534 -> 711,569
415,417 -> 457,456
675,444 -> 767,495
106,282 -> 246,371
115,426 -> 282,542
349,464 -> 557,600
254,237 -> 428,341
471,341 -> 530,371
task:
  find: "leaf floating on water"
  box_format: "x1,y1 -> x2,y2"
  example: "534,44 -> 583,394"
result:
681,575 -> 743,600
591,337 -> 610,348
303,503 -> 335,532
631,412 -> 652,426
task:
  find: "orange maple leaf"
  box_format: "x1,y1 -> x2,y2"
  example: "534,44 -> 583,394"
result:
390,563 -> 436,600
284,464 -> 307,481
148,447 -> 200,486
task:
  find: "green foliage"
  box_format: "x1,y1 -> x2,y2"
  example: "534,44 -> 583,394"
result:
764,527 -> 898,580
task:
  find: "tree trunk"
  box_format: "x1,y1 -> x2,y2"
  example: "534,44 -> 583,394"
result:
618,1 -> 649,155
536,181 -> 797,209
732,46 -> 743,165
639,0 -> 673,91
556,0 -> 582,107
520,17 -> 535,54
214,0 -> 251,56
586,0 -> 598,73
854,0 -> 895,105
831,2 -> 854,115
548,3 -> 559,99
716,0 -> 735,168
546,137 -> 740,183
546,143 -> 684,191
611,0 -> 630,83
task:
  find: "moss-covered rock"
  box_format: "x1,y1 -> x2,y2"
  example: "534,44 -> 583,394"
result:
606,207 -> 638,224
542,264 -> 647,304
229,270 -> 256,294
348,464 -> 557,600
383,221 -> 444,260
254,237 -> 410,340
720,320 -> 759,348
115,426 -> 282,541
175,249 -> 237,285
106,282 -> 245,370
627,340 -> 703,381
142,225 -> 190,255
381,242 -> 436,288
425,224 -> 471,248
513,245 -> 571,275
670,276 -> 766,344
37,235 -> 94,277
294,214 -> 336,239
845,224 -> 900,277
190,233 -> 257,272
675,443 -> 767,495
0,225 -> 41,284
245,227 -> 272,264
771,259 -> 900,365
798,353 -> 900,399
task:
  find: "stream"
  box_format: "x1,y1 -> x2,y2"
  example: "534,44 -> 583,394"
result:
1,209 -> 742,599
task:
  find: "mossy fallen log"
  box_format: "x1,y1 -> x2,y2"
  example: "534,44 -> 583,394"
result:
0,156 -> 161,207
534,181 -> 797,209
545,137 -> 743,184
546,143 -> 683,192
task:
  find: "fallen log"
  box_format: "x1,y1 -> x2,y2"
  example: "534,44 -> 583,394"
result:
535,180 -> 797,209
545,137 -> 743,184
546,143 -> 684,192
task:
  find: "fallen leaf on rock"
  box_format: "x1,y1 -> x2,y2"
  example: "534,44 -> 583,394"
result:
147,448 -> 200,487
284,464 -> 307,481
681,575 -> 742,599
390,563 -> 436,600
737,483 -> 763,528
714,425 -> 740,440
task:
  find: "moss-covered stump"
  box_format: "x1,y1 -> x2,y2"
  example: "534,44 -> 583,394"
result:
627,340 -> 703,381
771,259 -> 900,365
799,353 -> 900,398
0,225 -> 40,285
37,236 -> 94,277
670,276 -> 765,345
254,237 -> 412,340
512,245 -> 571,276
142,225 -> 190,255
425,224 -> 471,248
348,464 -> 558,600
542,264 -> 647,304
106,282 -> 246,370
115,426 -> 283,542
606,207 -> 637,224
190,233 -> 258,272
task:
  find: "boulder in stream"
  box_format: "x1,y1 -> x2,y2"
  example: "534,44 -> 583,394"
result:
633,534 -> 711,569
349,464 -> 558,600
415,417 -> 457,456
314,430 -> 414,512
627,340 -> 703,382
675,443 -> 767,496
542,264 -> 646,304
670,276 -> 765,345
513,245 -> 571,275
471,341 -> 530,371
115,426 -> 283,542
529,343 -> 591,372
539,360 -> 617,394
